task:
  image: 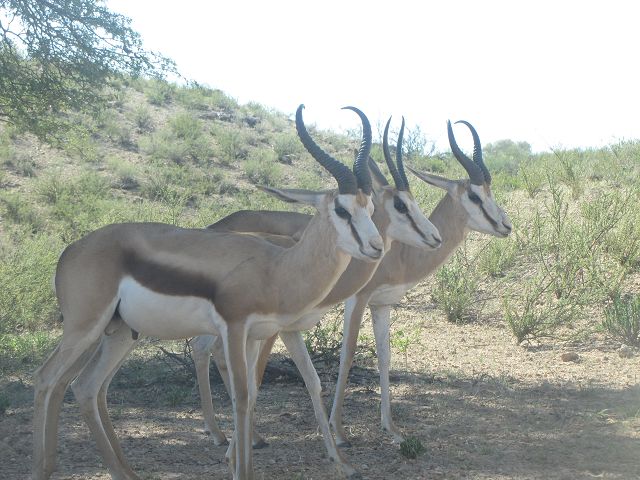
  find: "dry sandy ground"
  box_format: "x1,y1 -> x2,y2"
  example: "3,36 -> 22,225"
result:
1,293 -> 639,480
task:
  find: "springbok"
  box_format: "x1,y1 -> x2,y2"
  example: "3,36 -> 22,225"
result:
191,116 -> 442,448
33,104 -> 384,480
329,119 -> 513,446
196,120 -> 512,448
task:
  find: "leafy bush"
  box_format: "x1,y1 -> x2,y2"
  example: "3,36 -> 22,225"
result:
244,150 -> 282,186
130,105 -> 154,132
214,126 -> 248,165
145,79 -> 175,106
1,146 -> 37,176
431,251 -> 479,323
0,234 -> 63,333
273,132 -> 302,164
399,437 -> 425,459
477,238 -> 517,278
602,294 -> 640,347
139,116 -> 213,165
304,314 -> 343,364
106,156 -> 139,190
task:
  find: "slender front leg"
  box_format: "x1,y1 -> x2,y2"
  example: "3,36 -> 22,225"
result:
221,324 -> 253,480
370,304 -> 404,443
329,294 -> 370,447
279,331 -> 359,479
210,335 -> 269,448
192,335 -> 228,445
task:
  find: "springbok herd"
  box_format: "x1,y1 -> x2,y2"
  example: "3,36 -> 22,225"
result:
33,104 -> 512,479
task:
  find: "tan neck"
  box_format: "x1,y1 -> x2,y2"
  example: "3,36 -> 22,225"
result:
363,193 -> 470,291
269,213 -> 352,314
318,201 -> 391,307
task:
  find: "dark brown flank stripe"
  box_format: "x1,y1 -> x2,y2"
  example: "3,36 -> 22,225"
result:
121,249 -> 217,303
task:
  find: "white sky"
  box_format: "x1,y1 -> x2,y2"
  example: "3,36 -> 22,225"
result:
108,0 -> 640,153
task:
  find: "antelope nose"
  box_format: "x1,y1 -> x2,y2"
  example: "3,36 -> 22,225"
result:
431,234 -> 443,248
370,237 -> 384,255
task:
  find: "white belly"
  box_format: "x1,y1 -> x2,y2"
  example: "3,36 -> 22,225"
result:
369,282 -> 417,306
281,306 -> 330,332
117,277 -> 223,339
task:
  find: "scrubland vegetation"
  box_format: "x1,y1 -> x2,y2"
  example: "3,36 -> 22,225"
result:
1,78 -> 639,382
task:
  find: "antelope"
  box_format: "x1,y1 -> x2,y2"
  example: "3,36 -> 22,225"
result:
191,116 -> 442,448
329,119 -> 513,446
33,104 -> 386,480
195,120 -> 512,448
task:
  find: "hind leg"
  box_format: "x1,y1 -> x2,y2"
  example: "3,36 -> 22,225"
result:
192,334 -> 228,445
71,323 -> 139,480
33,329 -> 105,479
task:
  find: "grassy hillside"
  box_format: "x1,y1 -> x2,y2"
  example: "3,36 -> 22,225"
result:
1,78 -> 639,378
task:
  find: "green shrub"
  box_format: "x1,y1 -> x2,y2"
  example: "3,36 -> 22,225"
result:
0,331 -> 61,374
1,146 -> 36,177
139,122 -> 213,165
519,163 -> 545,198
273,132 -> 302,164
477,238 -> 517,278
131,105 -> 154,132
176,84 -> 238,112
63,128 -> 103,164
106,156 -> 139,190
0,234 -> 63,333
399,437 -> 425,459
0,192 -> 43,231
169,112 -> 203,141
431,251 -> 479,323
214,127 -> 248,165
503,275 -> 579,345
244,150 -> 282,186
303,314 -> 342,364
104,119 -> 134,148
602,294 -> 640,347
145,79 -> 175,106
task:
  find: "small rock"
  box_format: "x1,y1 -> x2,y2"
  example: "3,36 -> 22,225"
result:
561,352 -> 580,362
618,345 -> 634,358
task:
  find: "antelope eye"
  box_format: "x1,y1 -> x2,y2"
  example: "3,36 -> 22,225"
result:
468,192 -> 482,204
335,206 -> 351,219
393,196 -> 408,214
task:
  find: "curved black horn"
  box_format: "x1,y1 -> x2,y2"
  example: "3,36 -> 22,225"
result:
296,105 -> 357,194
455,120 -> 491,184
447,120 -> 485,185
396,117 -> 410,190
382,117 -> 406,190
367,156 -> 389,187
342,106 -> 372,195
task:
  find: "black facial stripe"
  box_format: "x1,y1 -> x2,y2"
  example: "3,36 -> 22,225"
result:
406,212 -> 428,240
348,218 -> 364,248
468,190 -> 499,228
479,203 -> 499,228
334,199 -> 351,219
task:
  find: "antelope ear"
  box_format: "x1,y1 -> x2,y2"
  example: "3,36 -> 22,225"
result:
367,156 -> 389,192
406,166 -> 458,194
257,186 -> 327,208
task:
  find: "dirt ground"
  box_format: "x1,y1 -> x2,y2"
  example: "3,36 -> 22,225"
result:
2,287 -> 640,480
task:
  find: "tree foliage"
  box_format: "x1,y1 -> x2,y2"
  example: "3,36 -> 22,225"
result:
0,0 -> 176,137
